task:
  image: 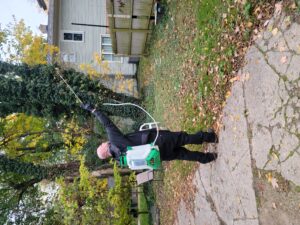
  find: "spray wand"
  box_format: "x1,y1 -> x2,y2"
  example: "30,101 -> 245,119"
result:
55,69 -> 159,144
55,68 -> 83,104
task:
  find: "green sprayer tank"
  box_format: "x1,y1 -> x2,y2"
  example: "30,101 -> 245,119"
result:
120,143 -> 161,170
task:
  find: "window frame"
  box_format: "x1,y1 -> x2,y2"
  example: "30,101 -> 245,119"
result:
61,30 -> 85,43
100,34 -> 122,63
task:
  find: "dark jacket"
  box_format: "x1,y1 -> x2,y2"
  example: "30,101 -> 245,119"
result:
92,109 -> 217,164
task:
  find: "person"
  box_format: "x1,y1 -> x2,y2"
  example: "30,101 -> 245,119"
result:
81,104 -> 218,164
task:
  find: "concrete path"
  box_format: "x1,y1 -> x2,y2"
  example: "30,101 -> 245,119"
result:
176,11 -> 300,225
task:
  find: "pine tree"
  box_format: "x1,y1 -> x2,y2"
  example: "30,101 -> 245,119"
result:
0,62 -> 144,120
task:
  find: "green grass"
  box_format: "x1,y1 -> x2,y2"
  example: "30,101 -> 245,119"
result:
138,186 -> 150,225
137,0 -> 273,224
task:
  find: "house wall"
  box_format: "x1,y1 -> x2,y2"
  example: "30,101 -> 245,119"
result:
106,0 -> 155,56
58,0 -> 137,76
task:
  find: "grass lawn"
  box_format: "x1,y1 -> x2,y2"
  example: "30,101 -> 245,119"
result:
137,186 -> 150,225
138,0 -> 277,224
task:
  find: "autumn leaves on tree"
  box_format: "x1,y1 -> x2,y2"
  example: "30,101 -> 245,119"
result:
0,18 -> 137,224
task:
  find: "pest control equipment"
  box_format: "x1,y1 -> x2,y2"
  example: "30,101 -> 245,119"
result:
103,103 -> 162,171
119,143 -> 161,170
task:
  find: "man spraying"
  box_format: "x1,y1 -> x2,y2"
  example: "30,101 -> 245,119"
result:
81,104 -> 218,164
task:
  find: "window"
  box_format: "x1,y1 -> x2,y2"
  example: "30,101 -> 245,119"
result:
62,31 -> 84,42
100,35 -> 122,62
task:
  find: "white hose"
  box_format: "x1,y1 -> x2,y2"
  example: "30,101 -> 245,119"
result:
103,102 -> 159,145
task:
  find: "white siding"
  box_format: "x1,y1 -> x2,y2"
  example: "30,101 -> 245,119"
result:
58,0 -> 136,76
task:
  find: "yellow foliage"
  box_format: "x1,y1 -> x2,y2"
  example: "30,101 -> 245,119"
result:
115,72 -> 123,80
55,158 -> 110,224
78,156 -> 108,199
61,119 -> 87,156
79,52 -> 115,79
5,113 -> 18,122
100,60 -> 111,74
126,79 -> 134,92
1,114 -> 48,161
22,36 -> 59,66
79,63 -> 99,79
7,19 -> 59,65
93,52 -> 102,65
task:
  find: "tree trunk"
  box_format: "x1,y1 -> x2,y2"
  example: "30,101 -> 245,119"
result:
90,168 -> 132,178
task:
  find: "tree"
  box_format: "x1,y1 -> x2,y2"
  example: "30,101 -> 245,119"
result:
0,154 -> 82,225
0,113 -> 93,164
0,26 -> 7,60
108,163 -> 135,225
0,62 -> 144,121
1,18 -> 59,65
0,154 -> 81,180
53,158 -> 135,225
0,172 -> 47,225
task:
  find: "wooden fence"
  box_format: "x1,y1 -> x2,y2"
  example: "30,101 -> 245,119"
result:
106,0 -> 155,56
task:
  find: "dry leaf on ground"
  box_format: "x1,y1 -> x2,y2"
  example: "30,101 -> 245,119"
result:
264,20 -> 270,27
229,76 -> 240,83
225,91 -> 231,99
271,178 -> 279,189
266,173 -> 279,189
280,55 -> 287,64
274,1 -> 282,16
272,28 -> 278,36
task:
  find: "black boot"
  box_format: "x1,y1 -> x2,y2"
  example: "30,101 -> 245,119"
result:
198,152 -> 218,164
202,130 -> 218,143
182,130 -> 218,145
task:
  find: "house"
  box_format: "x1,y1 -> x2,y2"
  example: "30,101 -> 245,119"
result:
106,0 -> 156,58
46,0 -> 138,96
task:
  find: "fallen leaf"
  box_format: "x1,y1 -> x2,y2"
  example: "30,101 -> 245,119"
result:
266,172 -> 273,183
280,55 -> 288,64
278,45 -> 286,52
271,178 -> 279,189
272,28 -> 278,36
274,1 -> 283,16
266,173 -> 279,189
284,16 -> 291,26
268,25 -> 273,32
289,3 -> 297,9
235,26 -> 240,33
271,152 -> 279,160
234,115 -> 240,121
264,20 -> 270,27
254,6 -> 261,14
257,13 -> 263,20
229,76 -> 240,83
247,22 -> 253,28
225,91 -> 231,99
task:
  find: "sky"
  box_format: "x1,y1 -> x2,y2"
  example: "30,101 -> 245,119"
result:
0,0 -> 48,34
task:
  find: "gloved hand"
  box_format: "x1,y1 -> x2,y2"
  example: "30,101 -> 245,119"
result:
80,103 -> 95,112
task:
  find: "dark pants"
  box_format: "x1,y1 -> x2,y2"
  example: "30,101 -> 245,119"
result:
148,131 -> 216,163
